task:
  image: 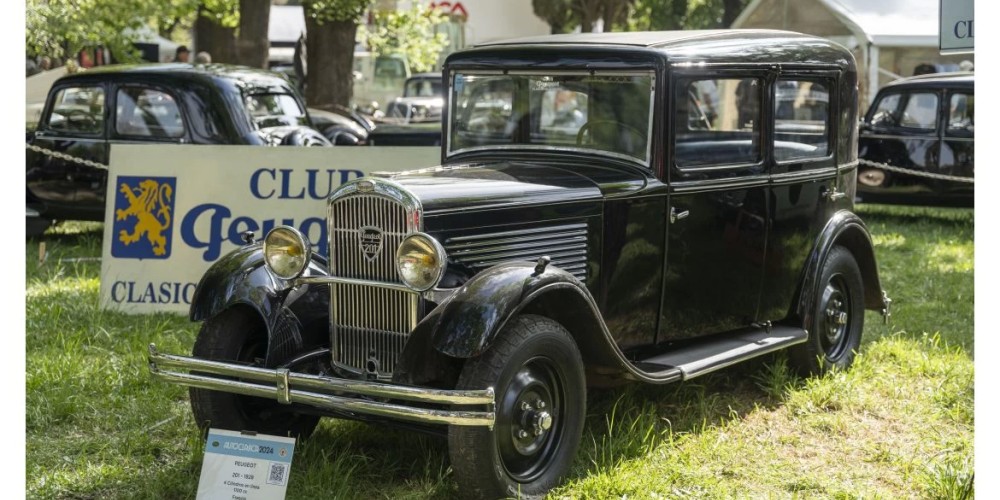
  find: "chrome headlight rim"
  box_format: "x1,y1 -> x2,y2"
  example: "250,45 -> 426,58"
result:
394,232 -> 447,292
263,225 -> 312,280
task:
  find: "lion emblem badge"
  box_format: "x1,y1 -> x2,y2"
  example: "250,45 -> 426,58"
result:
111,176 -> 176,259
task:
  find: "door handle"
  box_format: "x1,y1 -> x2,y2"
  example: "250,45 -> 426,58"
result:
670,207 -> 690,223
824,188 -> 847,202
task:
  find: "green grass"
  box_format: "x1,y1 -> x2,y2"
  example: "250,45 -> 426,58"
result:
25,205 -> 974,499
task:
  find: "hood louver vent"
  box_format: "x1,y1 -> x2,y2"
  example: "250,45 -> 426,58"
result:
445,222 -> 589,281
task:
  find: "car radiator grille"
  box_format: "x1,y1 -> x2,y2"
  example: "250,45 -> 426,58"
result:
444,222 -> 589,282
328,194 -> 418,379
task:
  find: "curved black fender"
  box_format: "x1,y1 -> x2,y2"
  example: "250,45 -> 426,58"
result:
394,261 -> 675,387
189,242 -> 330,366
795,209 -> 888,327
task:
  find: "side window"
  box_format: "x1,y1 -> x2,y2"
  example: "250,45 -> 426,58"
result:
869,93 -> 902,127
947,92 -> 974,136
116,87 -> 185,139
899,92 -> 939,131
44,86 -> 105,134
774,79 -> 830,161
674,77 -> 762,168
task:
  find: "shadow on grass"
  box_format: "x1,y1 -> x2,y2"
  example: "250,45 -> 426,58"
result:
856,203 -> 974,226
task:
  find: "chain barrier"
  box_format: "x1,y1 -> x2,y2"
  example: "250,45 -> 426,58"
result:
857,158 -> 973,184
26,143 -> 109,170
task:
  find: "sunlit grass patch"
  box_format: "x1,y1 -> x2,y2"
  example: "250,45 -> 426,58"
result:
26,206 -> 973,498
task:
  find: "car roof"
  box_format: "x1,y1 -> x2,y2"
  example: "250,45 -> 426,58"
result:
454,30 -> 852,69
881,71 -> 974,90
52,63 -> 296,94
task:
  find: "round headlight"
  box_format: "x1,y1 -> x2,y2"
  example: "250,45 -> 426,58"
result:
395,233 -> 446,291
263,226 -> 311,280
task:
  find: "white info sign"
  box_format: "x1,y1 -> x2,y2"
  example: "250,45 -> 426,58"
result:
197,428 -> 297,500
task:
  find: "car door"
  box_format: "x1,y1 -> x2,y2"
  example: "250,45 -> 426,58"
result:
758,72 -> 840,321
940,89 -> 974,200
28,82 -> 110,219
659,71 -> 769,341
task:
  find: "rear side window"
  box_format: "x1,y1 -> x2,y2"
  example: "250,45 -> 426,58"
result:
674,77 -> 762,168
45,86 -> 105,135
947,92 -> 974,135
116,87 -> 185,138
774,79 -> 830,161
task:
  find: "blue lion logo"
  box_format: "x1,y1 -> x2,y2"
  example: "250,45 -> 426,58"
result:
111,176 -> 176,259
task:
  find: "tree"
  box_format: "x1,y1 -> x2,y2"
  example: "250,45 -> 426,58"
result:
236,0 -> 270,68
301,0 -> 372,109
364,4 -> 449,73
195,1 -> 238,63
532,0 -> 575,34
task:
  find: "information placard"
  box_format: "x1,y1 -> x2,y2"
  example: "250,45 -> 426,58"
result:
197,429 -> 297,500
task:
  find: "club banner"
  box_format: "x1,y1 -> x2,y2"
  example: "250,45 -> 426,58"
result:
100,145 -> 440,314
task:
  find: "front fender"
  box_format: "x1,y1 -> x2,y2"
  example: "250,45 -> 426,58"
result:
189,243 -> 330,366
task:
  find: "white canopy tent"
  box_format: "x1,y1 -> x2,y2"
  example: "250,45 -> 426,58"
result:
732,0 -> 973,104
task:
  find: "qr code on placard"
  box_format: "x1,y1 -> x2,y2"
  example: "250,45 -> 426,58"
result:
267,462 -> 289,486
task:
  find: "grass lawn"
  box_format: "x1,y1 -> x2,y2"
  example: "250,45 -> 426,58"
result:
25,204 -> 974,499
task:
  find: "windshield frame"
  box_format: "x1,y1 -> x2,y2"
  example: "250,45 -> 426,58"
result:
445,69 -> 656,168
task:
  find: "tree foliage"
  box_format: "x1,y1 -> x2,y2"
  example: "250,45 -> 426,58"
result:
532,0 -> 750,32
26,0 -> 200,61
363,4 -> 450,73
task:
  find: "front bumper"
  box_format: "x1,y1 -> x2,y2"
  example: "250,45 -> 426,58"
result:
148,344 -> 495,428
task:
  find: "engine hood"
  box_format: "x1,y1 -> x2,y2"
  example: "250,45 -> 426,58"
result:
375,160 -> 649,214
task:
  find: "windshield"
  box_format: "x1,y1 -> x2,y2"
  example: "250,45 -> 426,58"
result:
405,78 -> 443,98
448,71 -> 654,164
244,93 -> 307,128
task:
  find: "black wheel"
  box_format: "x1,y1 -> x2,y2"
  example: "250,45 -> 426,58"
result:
790,246 -> 865,376
448,315 -> 586,499
189,308 -> 320,438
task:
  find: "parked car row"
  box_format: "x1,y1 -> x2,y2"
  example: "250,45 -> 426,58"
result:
26,58 -> 972,237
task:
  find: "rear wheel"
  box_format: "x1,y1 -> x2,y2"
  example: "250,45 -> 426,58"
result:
790,245 -> 865,376
189,308 -> 319,438
448,315 -> 586,499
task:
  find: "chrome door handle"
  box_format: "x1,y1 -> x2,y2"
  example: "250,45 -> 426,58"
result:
670,207 -> 690,223
824,189 -> 847,202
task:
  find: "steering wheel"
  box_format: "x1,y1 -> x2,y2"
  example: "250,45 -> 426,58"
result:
576,120 -> 646,151
62,109 -> 98,130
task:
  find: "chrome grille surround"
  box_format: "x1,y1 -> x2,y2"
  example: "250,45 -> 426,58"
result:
327,178 -> 422,380
444,222 -> 589,282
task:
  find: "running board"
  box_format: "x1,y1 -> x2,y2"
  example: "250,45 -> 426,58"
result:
633,326 -> 808,381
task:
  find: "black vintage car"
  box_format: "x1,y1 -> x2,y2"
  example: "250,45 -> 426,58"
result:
149,31 -> 890,498
25,64 -> 358,232
856,72 -> 974,206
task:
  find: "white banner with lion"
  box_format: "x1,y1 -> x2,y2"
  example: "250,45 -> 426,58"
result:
100,144 -> 439,314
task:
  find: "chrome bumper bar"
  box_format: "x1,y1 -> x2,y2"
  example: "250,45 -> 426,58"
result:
147,344 -> 495,428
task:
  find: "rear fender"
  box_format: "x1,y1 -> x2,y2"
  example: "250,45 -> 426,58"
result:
795,210 -> 887,325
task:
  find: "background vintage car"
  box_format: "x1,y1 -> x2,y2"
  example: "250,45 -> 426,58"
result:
25,63 -> 369,234
856,72 -> 974,207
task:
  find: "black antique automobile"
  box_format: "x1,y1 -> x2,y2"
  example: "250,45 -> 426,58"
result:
25,63 -> 350,233
149,31 -> 890,498
856,72 -> 974,206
